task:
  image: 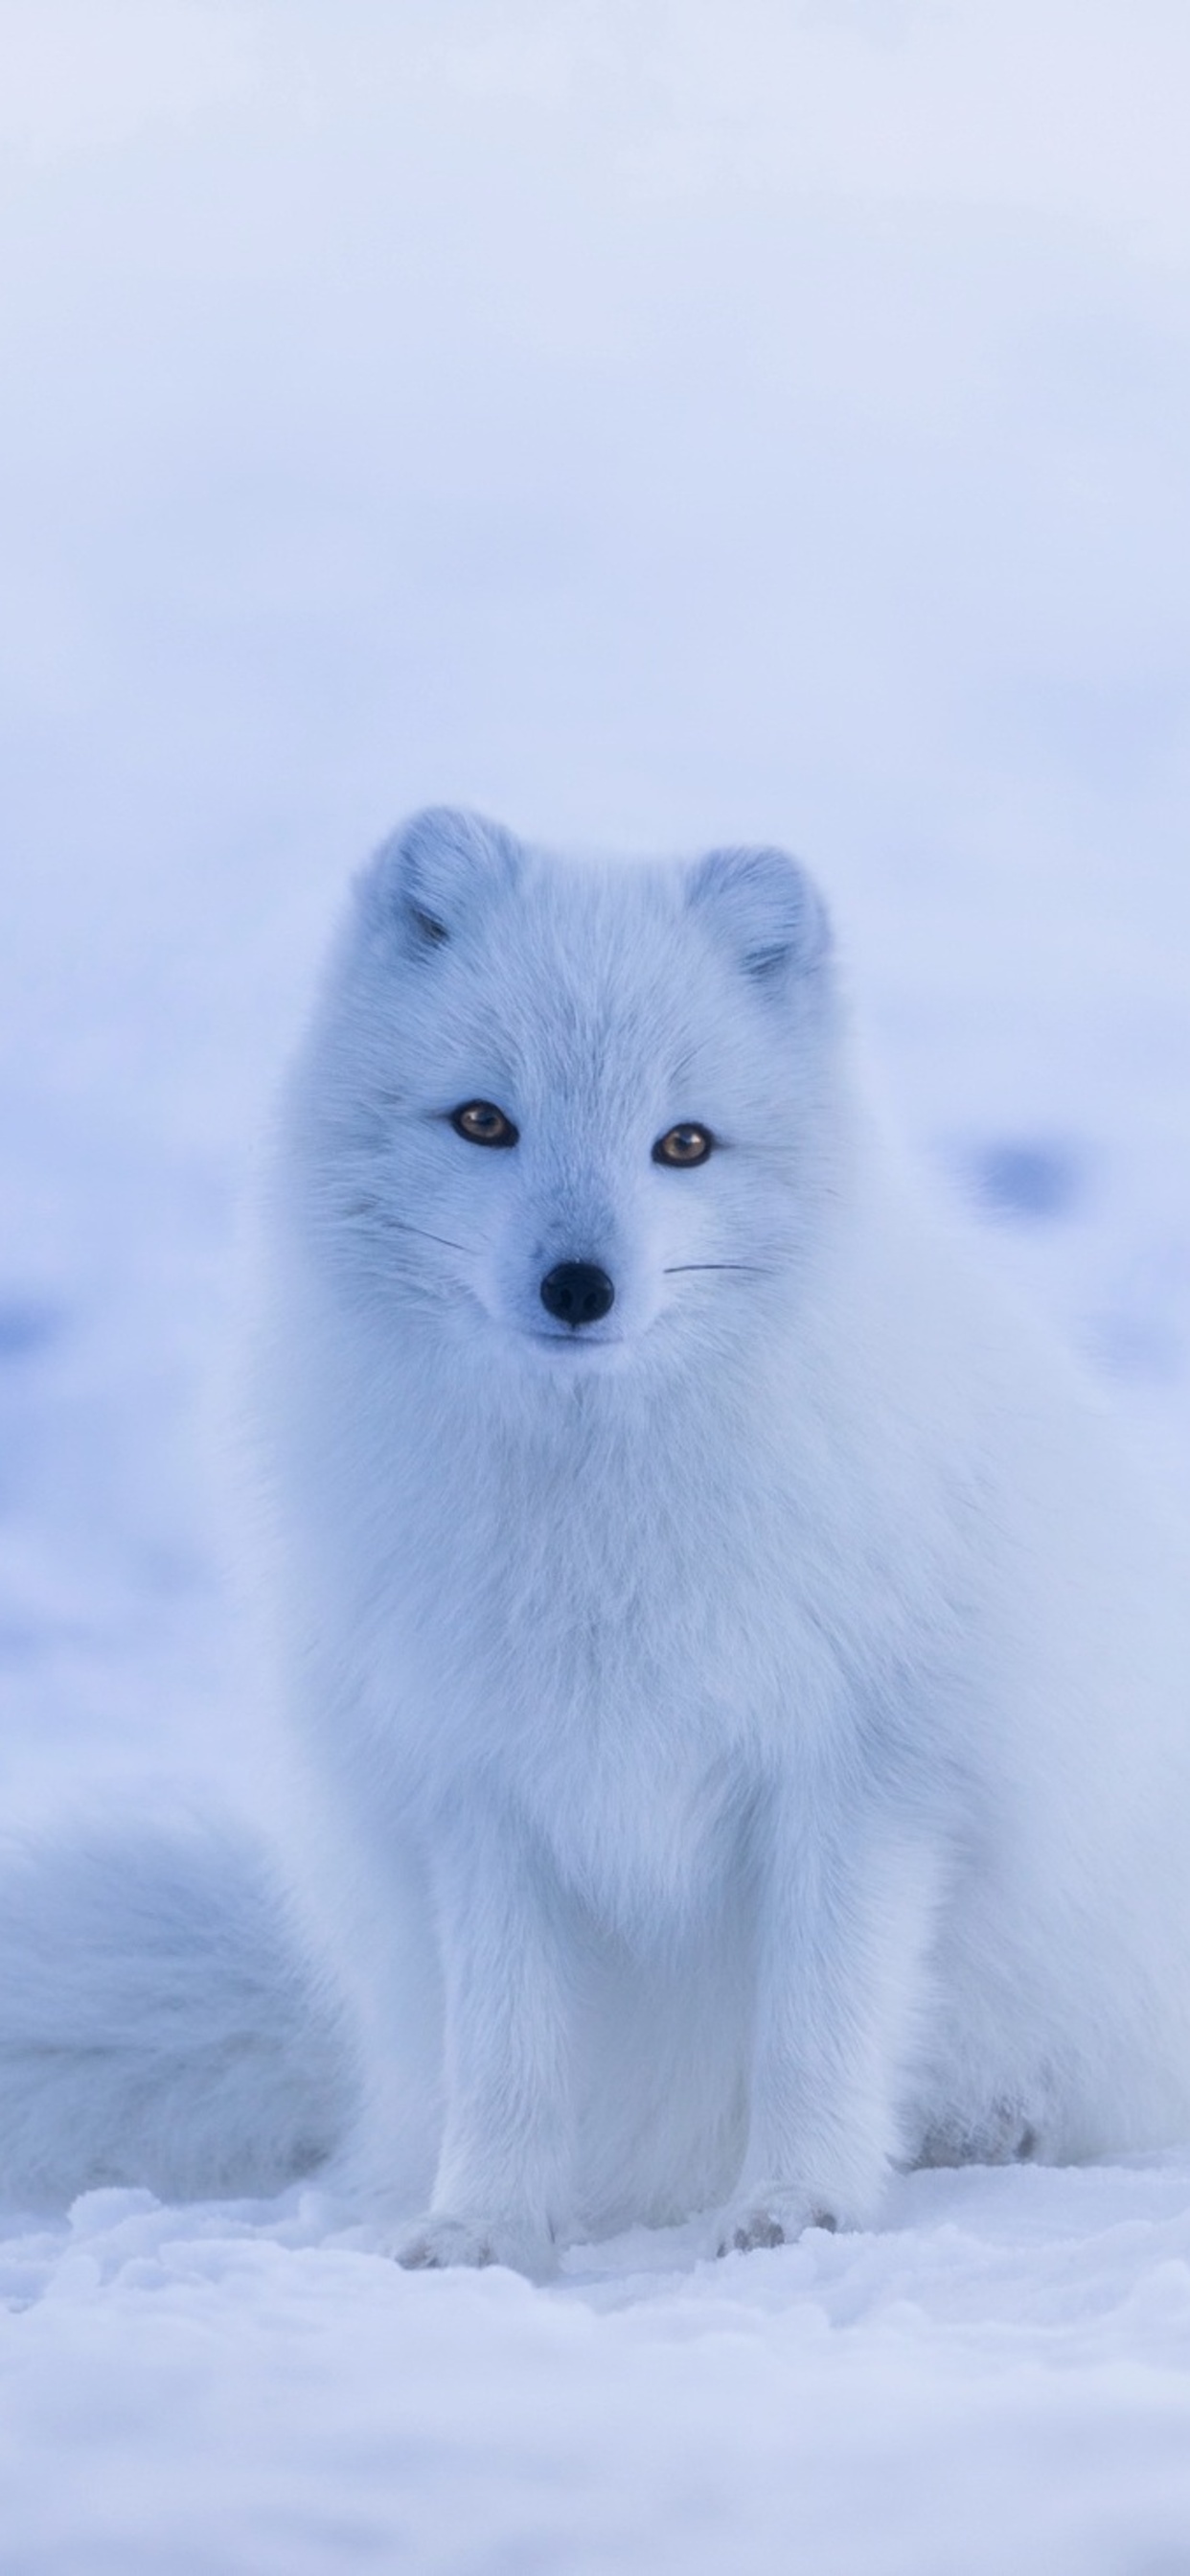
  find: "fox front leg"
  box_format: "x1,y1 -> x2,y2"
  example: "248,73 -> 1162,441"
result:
391,1807 -> 574,2278
718,1803 -> 937,2254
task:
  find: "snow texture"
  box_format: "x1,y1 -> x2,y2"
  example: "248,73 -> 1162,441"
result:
2,3 -> 1190,2567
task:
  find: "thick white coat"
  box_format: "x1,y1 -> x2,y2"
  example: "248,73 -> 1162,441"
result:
255,809 -> 1190,2269
1,809 -> 1186,2265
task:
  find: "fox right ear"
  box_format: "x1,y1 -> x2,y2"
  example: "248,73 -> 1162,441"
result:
362,807 -> 521,955
687,843 -> 832,986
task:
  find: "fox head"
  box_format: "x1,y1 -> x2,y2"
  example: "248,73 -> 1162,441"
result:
286,808 -> 848,1380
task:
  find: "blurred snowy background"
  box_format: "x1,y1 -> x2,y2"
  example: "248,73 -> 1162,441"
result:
2,5 -> 1190,2567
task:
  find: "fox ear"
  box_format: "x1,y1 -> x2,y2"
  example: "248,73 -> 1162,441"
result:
364,807 -> 521,954
687,843 -> 831,984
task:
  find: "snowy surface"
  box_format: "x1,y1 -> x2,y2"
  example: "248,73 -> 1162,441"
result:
4,2160 -> 1190,2575
2,4 -> 1190,2568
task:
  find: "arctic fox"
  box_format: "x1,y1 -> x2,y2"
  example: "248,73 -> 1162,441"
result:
1,807 -> 1188,2266
248,806 -> 1190,2270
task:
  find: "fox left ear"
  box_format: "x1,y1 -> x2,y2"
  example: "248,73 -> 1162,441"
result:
363,806 -> 521,955
687,844 -> 832,984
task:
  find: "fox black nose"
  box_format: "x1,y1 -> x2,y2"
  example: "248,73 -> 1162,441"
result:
539,1262 -> 616,1328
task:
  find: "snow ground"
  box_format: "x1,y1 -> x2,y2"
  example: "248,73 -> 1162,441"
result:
4,2159 -> 1190,2575
2,4 -> 1190,2568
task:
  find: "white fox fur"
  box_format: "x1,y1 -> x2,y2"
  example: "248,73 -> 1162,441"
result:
0,1813 -> 349,2209
253,808 -> 1190,2269
2,808 -> 1189,2266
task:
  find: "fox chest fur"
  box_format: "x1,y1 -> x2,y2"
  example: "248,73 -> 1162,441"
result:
271,1231 -> 973,1933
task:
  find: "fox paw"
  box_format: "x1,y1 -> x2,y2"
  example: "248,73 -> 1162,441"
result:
714,2189 -> 839,2257
387,2212 -> 556,2278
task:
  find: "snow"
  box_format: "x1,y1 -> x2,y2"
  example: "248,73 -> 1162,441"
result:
5,2165 -> 1190,2571
2,3 -> 1190,2566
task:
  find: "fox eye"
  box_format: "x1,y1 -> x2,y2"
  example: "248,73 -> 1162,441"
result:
652,1122 -> 715,1168
450,1099 -> 519,1148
